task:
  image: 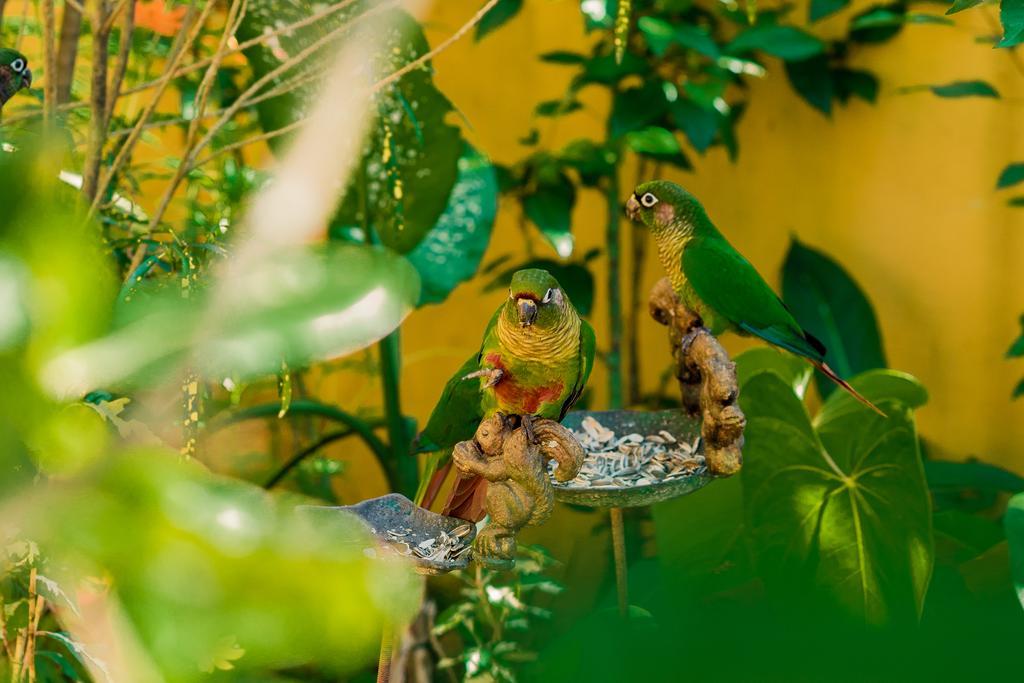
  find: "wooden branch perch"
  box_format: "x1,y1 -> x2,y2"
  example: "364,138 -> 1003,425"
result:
648,277 -> 744,476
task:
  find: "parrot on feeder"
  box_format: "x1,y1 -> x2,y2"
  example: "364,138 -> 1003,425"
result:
0,48 -> 32,109
414,268 -> 596,521
624,180 -> 883,416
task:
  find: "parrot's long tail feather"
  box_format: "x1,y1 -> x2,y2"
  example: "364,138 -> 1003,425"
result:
417,461 -> 452,510
813,361 -> 887,418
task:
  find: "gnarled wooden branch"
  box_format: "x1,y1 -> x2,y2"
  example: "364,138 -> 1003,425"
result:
648,277 -> 744,476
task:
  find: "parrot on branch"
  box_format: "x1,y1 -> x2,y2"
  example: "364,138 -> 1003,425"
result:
414,268 -> 595,521
0,48 -> 32,109
625,180 -> 883,416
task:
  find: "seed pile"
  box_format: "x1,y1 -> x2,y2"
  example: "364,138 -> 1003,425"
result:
550,416 -> 704,489
373,524 -> 475,564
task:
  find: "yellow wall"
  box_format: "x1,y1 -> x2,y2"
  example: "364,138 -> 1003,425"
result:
384,0 -> 1024,475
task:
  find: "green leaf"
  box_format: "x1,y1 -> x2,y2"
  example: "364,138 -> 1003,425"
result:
814,369 -> 928,427
624,126 -> 691,169
637,16 -> 720,58
835,68 -> 879,103
925,459 -> 1024,495
998,0 -> 1024,47
577,52 -> 648,85
581,0 -> 616,31
782,238 -> 887,399
741,372 -> 933,625
44,244 -> 421,390
535,99 -> 583,117
523,173 -> 576,258
735,347 -> 813,398
1008,315 -> 1024,356
559,139 -> 616,186
1015,378 -> 1024,398
946,0 -> 983,14
929,80 -> 999,98
610,83 -> 668,138
540,51 -> 587,64
485,259 -> 595,316
997,163 -> 1024,189
476,0 -> 524,40
727,25 -> 825,61
405,145 -> 498,306
785,55 -> 834,115
849,4 -> 906,43
1004,492 -> 1024,608
670,98 -> 718,153
317,12 -> 463,253
810,0 -> 850,21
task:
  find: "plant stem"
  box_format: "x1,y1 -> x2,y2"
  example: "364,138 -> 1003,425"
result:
604,162 -> 624,409
610,507 -> 628,618
626,158 -> 649,405
40,0 -> 57,123
263,428 -> 356,489
82,0 -> 111,201
379,330 -> 417,498
55,0 -> 83,104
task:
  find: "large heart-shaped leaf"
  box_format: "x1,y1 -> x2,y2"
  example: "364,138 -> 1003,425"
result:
741,371 -> 933,624
735,347 -> 812,398
782,238 -> 887,399
239,6 -> 463,254
405,144 -> 499,306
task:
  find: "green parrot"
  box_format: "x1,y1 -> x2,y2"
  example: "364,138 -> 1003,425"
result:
0,48 -> 32,109
415,268 -> 596,520
625,180 -> 882,415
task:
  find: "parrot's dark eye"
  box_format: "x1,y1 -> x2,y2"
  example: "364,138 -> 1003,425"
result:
10,58 -> 25,73
640,192 -> 658,208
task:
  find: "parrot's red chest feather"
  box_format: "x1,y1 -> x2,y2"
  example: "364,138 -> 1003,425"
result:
484,353 -> 564,415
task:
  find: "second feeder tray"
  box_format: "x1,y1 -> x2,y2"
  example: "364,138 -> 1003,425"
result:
552,409 -> 713,508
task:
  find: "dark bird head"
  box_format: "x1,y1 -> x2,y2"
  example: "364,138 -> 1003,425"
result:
0,48 -> 32,107
504,268 -> 571,329
625,180 -> 708,234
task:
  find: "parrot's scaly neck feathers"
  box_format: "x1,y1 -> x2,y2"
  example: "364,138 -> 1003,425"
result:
496,307 -> 581,363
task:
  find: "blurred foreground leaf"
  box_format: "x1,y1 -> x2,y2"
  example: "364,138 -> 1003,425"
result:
43,244 -> 420,394
13,452 -> 419,680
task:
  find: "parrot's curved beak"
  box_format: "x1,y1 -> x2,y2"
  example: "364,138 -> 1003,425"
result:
516,297 -> 538,327
624,194 -> 641,222
22,68 -> 32,90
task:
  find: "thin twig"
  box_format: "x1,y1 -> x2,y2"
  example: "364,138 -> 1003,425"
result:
41,0 -> 58,122
374,0 -> 501,91
101,0 -> 130,35
87,1 -> 212,218
82,0 -> 112,200
146,0 -> 249,232
105,0 -> 135,123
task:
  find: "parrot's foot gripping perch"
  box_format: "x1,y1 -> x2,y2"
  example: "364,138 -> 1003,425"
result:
649,277 -> 745,476
451,413 -> 584,568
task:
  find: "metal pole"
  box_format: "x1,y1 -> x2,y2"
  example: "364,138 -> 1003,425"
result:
610,506 -> 628,618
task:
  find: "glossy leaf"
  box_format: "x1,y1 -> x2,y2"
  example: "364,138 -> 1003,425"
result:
405,145 -> 499,306
671,98 -> 718,153
813,369 -> 928,427
625,126 -> 690,169
727,25 -> 825,61
476,0 -> 524,40
930,80 -> 999,98
997,163 -> 1024,189
637,16 -> 719,58
559,139 -> 616,185
523,172 -> 576,258
610,82 -> 668,138
741,372 -> 933,625
43,244 -> 421,392
810,0 -> 850,21
835,68 -> 879,103
782,238 -> 887,398
735,347 -> 813,398
17,452 -> 419,680
1007,315 -> 1024,356
1004,492 -> 1024,608
998,0 -> 1024,47
241,6 -> 463,254
785,55 -> 834,115
946,0 -> 983,13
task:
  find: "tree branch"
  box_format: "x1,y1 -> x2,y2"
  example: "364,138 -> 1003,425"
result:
55,0 -> 83,104
104,0 -> 135,123
81,0 -> 111,200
